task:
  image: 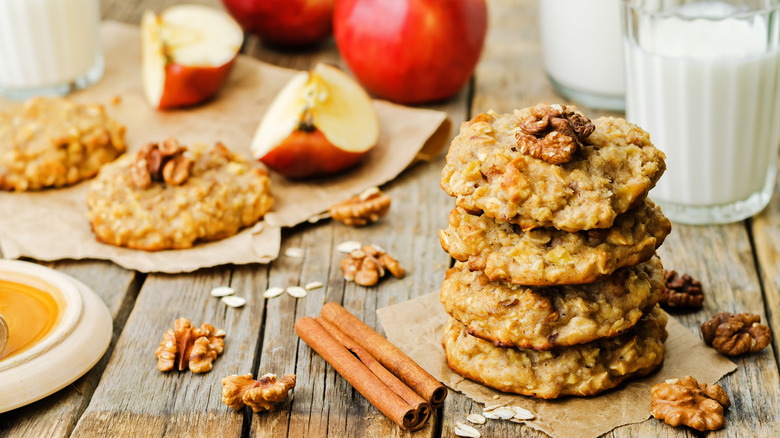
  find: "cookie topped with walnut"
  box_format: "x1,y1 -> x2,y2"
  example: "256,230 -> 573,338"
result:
440,104 -> 666,232
0,97 -> 126,191
87,139 -> 273,251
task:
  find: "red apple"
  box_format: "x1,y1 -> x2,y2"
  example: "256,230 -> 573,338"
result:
250,63 -> 379,178
221,0 -> 334,48
334,0 -> 487,104
141,5 -> 243,110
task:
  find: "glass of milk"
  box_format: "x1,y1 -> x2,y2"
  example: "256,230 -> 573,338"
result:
0,0 -> 103,100
623,0 -> 780,224
539,0 -> 626,111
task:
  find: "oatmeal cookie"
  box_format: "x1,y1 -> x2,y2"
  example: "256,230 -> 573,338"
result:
441,256 -> 663,350
87,141 -> 273,250
442,305 -> 667,399
0,97 -> 126,191
440,199 -> 670,286
440,108 -> 666,232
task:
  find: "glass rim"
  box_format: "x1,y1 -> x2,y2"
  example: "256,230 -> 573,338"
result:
622,0 -> 780,20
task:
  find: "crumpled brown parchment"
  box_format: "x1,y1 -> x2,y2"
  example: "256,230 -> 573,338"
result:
377,292 -> 737,438
0,22 -> 450,272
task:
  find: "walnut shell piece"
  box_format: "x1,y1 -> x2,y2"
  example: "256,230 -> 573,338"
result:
340,244 -> 405,287
660,270 -> 704,309
515,103 -> 595,164
221,373 -> 296,412
329,187 -> 391,226
651,376 -> 730,431
154,317 -> 226,373
700,312 -> 772,356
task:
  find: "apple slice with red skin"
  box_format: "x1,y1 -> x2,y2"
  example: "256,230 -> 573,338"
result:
251,63 -> 379,178
142,5 -> 243,110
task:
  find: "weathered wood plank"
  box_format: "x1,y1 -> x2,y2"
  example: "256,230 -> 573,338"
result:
750,161 -> 780,368
0,261 -> 136,438
70,266 -> 267,437
610,223 -> 780,437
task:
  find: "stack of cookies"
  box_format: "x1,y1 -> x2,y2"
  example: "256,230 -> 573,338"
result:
438,104 -> 672,399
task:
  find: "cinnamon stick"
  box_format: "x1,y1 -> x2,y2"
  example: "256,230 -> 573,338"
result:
294,316 -> 420,430
320,302 -> 447,407
315,316 -> 431,428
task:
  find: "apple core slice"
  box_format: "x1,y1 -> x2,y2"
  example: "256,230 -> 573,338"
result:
251,63 -> 380,178
141,5 -> 243,110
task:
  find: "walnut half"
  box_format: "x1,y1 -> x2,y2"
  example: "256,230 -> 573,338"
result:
701,312 -> 772,356
222,373 -> 296,412
651,376 -> 730,431
154,317 -> 225,373
515,103 -> 594,164
660,270 -> 704,309
131,138 -> 194,188
340,244 -> 405,287
329,187 -> 391,226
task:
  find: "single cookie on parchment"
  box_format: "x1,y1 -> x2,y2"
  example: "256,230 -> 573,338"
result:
87,140 -> 273,251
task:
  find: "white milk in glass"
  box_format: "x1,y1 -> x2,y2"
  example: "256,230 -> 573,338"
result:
624,1 -> 780,222
0,0 -> 103,99
540,0 -> 625,110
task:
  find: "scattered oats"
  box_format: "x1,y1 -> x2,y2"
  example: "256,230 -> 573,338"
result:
350,249 -> 365,258
454,422 -> 481,438
263,286 -> 284,298
482,411 -> 500,420
359,186 -> 380,201
492,406 -> 516,419
285,247 -> 305,258
305,281 -> 324,291
492,395 -> 500,400
482,404 -> 501,412
221,295 -> 246,308
512,406 -> 535,420
370,244 -> 385,253
466,413 -> 486,425
286,286 -> 307,298
337,240 -> 362,253
210,286 -> 235,297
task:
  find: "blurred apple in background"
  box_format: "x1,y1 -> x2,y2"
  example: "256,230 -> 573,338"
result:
141,5 -> 243,110
251,63 -> 379,178
333,0 -> 487,104
221,0 -> 335,48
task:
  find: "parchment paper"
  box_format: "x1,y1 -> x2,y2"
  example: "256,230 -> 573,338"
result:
0,22 -> 450,272
378,293 -> 737,438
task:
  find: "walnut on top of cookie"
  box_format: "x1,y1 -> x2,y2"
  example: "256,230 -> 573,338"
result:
440,103 -> 666,232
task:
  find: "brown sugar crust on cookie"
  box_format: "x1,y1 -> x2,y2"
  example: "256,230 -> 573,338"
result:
441,256 -> 663,350
442,305 -> 668,399
439,199 -> 671,286
440,110 -> 666,232
87,142 -> 273,251
0,97 -> 126,191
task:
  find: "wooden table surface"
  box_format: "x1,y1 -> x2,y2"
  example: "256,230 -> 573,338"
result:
2,0 -> 780,437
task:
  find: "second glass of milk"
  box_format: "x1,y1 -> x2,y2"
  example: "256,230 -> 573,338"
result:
0,0 -> 103,100
540,0 -> 625,111
623,0 -> 780,224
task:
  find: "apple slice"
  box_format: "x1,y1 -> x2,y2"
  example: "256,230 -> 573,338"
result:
251,63 -> 379,178
141,5 -> 243,110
